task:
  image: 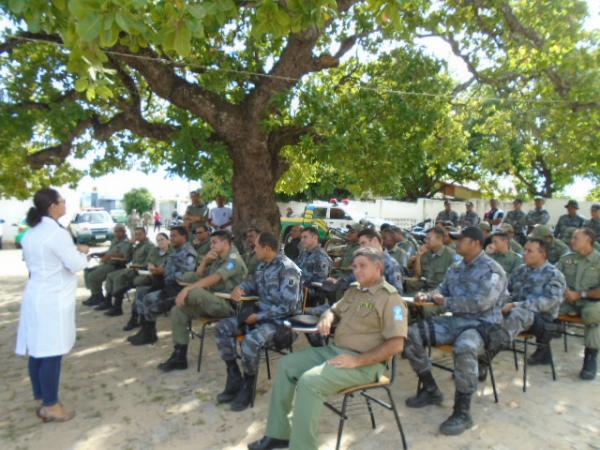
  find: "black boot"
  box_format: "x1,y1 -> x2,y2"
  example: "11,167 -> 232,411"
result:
123,311 -> 139,331
95,294 -> 112,311
580,348 -> 598,380
439,391 -> 473,436
105,293 -> 124,317
83,293 -> 102,306
230,374 -> 255,412
157,345 -> 188,372
217,360 -> 243,404
406,371 -> 444,408
527,343 -> 552,366
247,436 -> 290,450
478,357 -> 489,382
129,320 -> 157,345
127,317 -> 145,342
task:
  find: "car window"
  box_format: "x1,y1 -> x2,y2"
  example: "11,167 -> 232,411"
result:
78,212 -> 110,224
313,207 -> 327,219
330,208 -> 346,220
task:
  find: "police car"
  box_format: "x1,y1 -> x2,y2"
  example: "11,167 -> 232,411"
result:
69,208 -> 115,244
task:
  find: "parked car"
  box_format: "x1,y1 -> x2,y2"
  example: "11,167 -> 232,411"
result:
69,209 -> 115,244
110,208 -> 128,224
13,219 -> 29,248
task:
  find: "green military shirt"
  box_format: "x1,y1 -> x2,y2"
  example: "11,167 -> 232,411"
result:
398,239 -> 417,257
549,238 -> 570,264
194,239 -> 211,263
490,251 -> 522,276
242,249 -> 260,275
131,239 -> 155,265
340,242 -> 360,269
420,245 -> 458,289
186,203 -> 209,219
388,245 -> 407,269
106,238 -> 133,261
147,247 -> 170,267
331,280 -> 408,353
556,250 -> 600,291
510,239 -> 524,255
207,249 -> 248,293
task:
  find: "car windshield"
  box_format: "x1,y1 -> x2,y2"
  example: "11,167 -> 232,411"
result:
79,212 -> 109,224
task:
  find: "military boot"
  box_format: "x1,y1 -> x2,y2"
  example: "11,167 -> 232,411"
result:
439,391 -> 474,436
127,317 -> 145,342
157,345 -> 188,372
94,294 -> 112,311
129,320 -> 157,346
83,293 -> 102,307
217,360 -> 243,404
105,292 -> 124,317
123,310 -> 139,331
405,371 -> 444,408
580,348 -> 598,380
527,343 -> 552,366
230,373 -> 255,412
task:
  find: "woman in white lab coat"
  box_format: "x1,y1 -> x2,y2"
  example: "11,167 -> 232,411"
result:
16,188 -> 89,422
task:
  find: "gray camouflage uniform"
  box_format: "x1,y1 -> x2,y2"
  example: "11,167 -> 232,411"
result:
137,242 -> 197,321
458,211 -> 480,228
404,252 -> 508,394
502,262 -> 566,340
504,210 -> 528,240
436,210 -> 459,226
554,214 -> 586,240
584,218 -> 600,242
215,255 -> 302,375
525,208 -> 550,229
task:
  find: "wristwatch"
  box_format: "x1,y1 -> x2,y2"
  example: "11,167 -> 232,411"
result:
581,290 -> 588,299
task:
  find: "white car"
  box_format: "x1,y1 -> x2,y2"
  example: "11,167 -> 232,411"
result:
69,209 -> 115,244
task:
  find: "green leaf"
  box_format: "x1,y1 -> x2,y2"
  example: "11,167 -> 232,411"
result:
74,77 -> 88,92
77,14 -> 102,41
173,25 -> 192,56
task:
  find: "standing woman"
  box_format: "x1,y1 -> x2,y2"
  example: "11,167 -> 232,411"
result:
16,188 -> 89,422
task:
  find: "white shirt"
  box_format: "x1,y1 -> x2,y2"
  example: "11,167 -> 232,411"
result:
209,206 -> 233,228
16,217 -> 88,357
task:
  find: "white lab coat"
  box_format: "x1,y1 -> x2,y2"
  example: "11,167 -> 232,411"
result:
16,217 -> 88,358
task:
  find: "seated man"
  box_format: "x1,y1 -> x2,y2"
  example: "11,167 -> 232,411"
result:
499,223 -> 524,255
215,232 -> 302,412
83,224 -> 132,306
283,225 -> 303,262
405,227 -> 458,293
192,224 -> 211,263
488,231 -> 522,276
242,227 -> 260,275
127,226 -> 197,346
393,226 -> 418,258
97,227 -> 155,316
296,226 -> 333,302
123,232 -> 171,331
332,223 -> 361,273
529,225 -> 569,264
404,226 -> 508,436
557,228 -> 600,380
248,247 -> 407,450
157,231 -> 247,372
502,238 -> 566,364
382,228 -> 408,270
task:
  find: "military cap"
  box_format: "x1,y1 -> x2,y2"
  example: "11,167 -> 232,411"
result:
591,204 -> 600,212
465,201 -> 474,207
564,199 -> 579,209
478,222 -> 491,232
513,198 -> 524,204
499,223 -> 514,233
459,226 -> 485,245
529,224 -> 552,238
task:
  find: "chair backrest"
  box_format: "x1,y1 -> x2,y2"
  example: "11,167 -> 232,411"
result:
301,287 -> 309,313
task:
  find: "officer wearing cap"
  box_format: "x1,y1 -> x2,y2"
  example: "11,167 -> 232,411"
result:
557,228 -> 600,380
554,200 -> 586,241
382,227 -> 408,270
499,223 -> 524,255
404,226 -> 508,436
584,204 -> 600,243
488,231 -> 522,276
185,190 -> 209,224
296,226 -> 333,302
247,247 -> 408,450
458,201 -> 480,228
526,197 -> 550,232
436,200 -> 459,227
337,223 -> 362,269
157,230 -> 247,372
504,199 -> 528,245
529,224 -> 569,264
393,226 -> 418,258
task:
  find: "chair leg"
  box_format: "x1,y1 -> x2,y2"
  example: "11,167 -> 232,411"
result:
549,341 -> 557,381
487,351 -> 498,403
335,395 -> 349,450
265,347 -> 271,380
197,323 -> 207,373
523,338 -> 528,393
365,397 -> 376,429
386,387 -> 408,450
512,340 -> 519,371
563,323 -> 568,352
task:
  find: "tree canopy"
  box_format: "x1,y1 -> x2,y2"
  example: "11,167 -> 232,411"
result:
0,0 -> 598,233
122,187 -> 154,214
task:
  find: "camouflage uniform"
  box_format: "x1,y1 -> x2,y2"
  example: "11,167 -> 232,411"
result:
502,262 -> 566,340
339,242 -> 360,269
548,238 -> 570,264
404,252 -> 508,394
388,244 -> 408,270
504,210 -> 528,241
489,250 -> 522,276
193,239 -> 211,264
557,250 -> 600,349
104,239 -> 155,295
526,208 -> 550,228
84,238 -> 133,295
398,234 -> 418,258
458,211 -> 480,228
137,242 -> 197,321
296,246 -> 333,302
510,239 -> 524,255
171,249 -> 247,345
405,245 -> 459,293
215,255 -> 302,375
554,214 -> 586,241
584,218 -> 600,242
133,248 -> 170,307
436,210 -> 459,226
242,248 -> 260,276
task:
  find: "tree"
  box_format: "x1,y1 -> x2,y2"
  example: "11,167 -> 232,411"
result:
0,0 -> 597,236
587,186 -> 600,202
123,187 -> 154,215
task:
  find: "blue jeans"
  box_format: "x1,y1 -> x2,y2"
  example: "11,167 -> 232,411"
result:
28,355 -> 63,406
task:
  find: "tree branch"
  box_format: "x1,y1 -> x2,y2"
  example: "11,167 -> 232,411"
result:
0,32 -> 62,55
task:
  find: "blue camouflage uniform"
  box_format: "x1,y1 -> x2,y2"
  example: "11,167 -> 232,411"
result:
343,251 -> 404,295
405,252 -> 508,394
215,254 -> 302,375
296,246 -> 332,288
137,242 -> 197,321
502,262 -> 566,340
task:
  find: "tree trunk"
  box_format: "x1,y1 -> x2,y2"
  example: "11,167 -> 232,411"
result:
229,139 -> 282,241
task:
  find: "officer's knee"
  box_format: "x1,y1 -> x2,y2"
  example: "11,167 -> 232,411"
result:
454,329 -> 482,355
171,306 -> 189,326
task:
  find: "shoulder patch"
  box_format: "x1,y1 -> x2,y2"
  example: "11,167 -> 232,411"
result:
393,305 -> 404,321
226,260 -> 236,270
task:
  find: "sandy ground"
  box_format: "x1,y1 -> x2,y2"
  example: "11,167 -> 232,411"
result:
1,248 -> 599,450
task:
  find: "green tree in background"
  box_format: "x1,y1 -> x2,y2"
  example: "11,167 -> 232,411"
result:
123,187 -> 154,215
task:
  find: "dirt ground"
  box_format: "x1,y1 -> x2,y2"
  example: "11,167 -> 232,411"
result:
1,248 -> 599,450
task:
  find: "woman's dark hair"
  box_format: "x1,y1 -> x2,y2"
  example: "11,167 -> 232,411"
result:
26,188 -> 61,227
156,232 -> 169,241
